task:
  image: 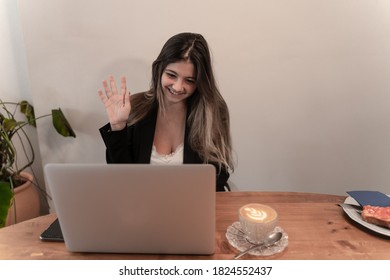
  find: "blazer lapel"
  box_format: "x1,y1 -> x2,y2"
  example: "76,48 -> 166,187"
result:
136,108 -> 157,163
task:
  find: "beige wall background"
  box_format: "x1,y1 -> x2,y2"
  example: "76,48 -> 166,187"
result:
4,0 -> 390,200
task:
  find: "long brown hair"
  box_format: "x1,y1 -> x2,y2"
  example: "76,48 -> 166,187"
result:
128,33 -> 233,172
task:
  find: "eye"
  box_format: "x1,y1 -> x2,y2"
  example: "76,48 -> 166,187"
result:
165,71 -> 176,78
186,79 -> 196,84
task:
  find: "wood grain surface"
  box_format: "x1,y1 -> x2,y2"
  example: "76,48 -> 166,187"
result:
1,192 -> 389,259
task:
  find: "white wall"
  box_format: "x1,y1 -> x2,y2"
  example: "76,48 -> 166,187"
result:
10,0 -> 390,198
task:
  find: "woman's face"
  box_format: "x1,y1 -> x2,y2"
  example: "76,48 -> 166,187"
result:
160,60 -> 197,106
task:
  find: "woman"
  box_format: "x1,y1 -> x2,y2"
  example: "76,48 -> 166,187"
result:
98,32 -> 233,191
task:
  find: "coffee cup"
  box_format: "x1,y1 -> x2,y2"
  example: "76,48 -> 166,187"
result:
239,203 -> 278,244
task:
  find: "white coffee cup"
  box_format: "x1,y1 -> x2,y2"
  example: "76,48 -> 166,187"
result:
239,203 -> 278,244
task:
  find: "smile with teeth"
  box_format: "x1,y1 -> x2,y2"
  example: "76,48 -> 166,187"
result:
168,87 -> 186,96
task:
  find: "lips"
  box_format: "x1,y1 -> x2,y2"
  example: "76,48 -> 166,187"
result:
168,87 -> 186,96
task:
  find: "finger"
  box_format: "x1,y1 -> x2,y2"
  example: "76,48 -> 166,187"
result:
102,79 -> 112,98
109,75 -> 118,95
120,76 -> 128,106
125,90 -> 131,107
98,89 -> 107,103
120,76 -> 127,97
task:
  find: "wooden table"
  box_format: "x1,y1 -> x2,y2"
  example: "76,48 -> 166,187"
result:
1,191 -> 390,259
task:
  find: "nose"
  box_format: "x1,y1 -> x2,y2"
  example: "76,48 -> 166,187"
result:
172,79 -> 185,92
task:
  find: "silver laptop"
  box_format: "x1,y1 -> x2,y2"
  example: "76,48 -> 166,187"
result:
44,163 -> 216,255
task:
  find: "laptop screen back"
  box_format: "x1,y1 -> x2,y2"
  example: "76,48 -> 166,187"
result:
44,163 -> 216,255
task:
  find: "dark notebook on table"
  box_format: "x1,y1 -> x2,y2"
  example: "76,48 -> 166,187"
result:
40,218 -> 63,241
347,190 -> 390,207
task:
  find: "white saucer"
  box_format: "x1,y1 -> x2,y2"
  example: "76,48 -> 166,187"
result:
226,221 -> 288,256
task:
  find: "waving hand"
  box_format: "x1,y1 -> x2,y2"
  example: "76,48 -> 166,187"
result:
98,75 -> 131,131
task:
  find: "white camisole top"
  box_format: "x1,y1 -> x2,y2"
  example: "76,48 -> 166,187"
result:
150,143 -> 184,165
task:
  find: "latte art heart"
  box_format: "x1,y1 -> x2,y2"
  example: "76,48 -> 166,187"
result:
244,207 -> 268,221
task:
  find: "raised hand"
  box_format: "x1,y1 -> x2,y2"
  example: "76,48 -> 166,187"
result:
98,75 -> 131,131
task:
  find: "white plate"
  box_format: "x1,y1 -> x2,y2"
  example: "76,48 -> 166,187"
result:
340,196 -> 390,237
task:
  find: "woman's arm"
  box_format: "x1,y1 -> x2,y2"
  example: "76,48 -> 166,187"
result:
99,123 -> 134,163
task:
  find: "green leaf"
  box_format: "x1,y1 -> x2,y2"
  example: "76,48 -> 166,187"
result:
3,118 -> 24,132
52,108 -> 76,138
19,100 -> 36,127
0,181 -> 14,228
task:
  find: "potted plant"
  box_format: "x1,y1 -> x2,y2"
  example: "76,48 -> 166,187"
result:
0,99 -> 75,227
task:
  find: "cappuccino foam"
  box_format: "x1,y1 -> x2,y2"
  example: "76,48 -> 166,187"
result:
239,203 -> 277,223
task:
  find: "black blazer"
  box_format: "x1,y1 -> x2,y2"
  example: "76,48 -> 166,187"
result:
99,107 -> 229,191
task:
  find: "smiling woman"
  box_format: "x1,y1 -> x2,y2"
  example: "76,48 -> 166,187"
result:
98,32 -> 233,192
